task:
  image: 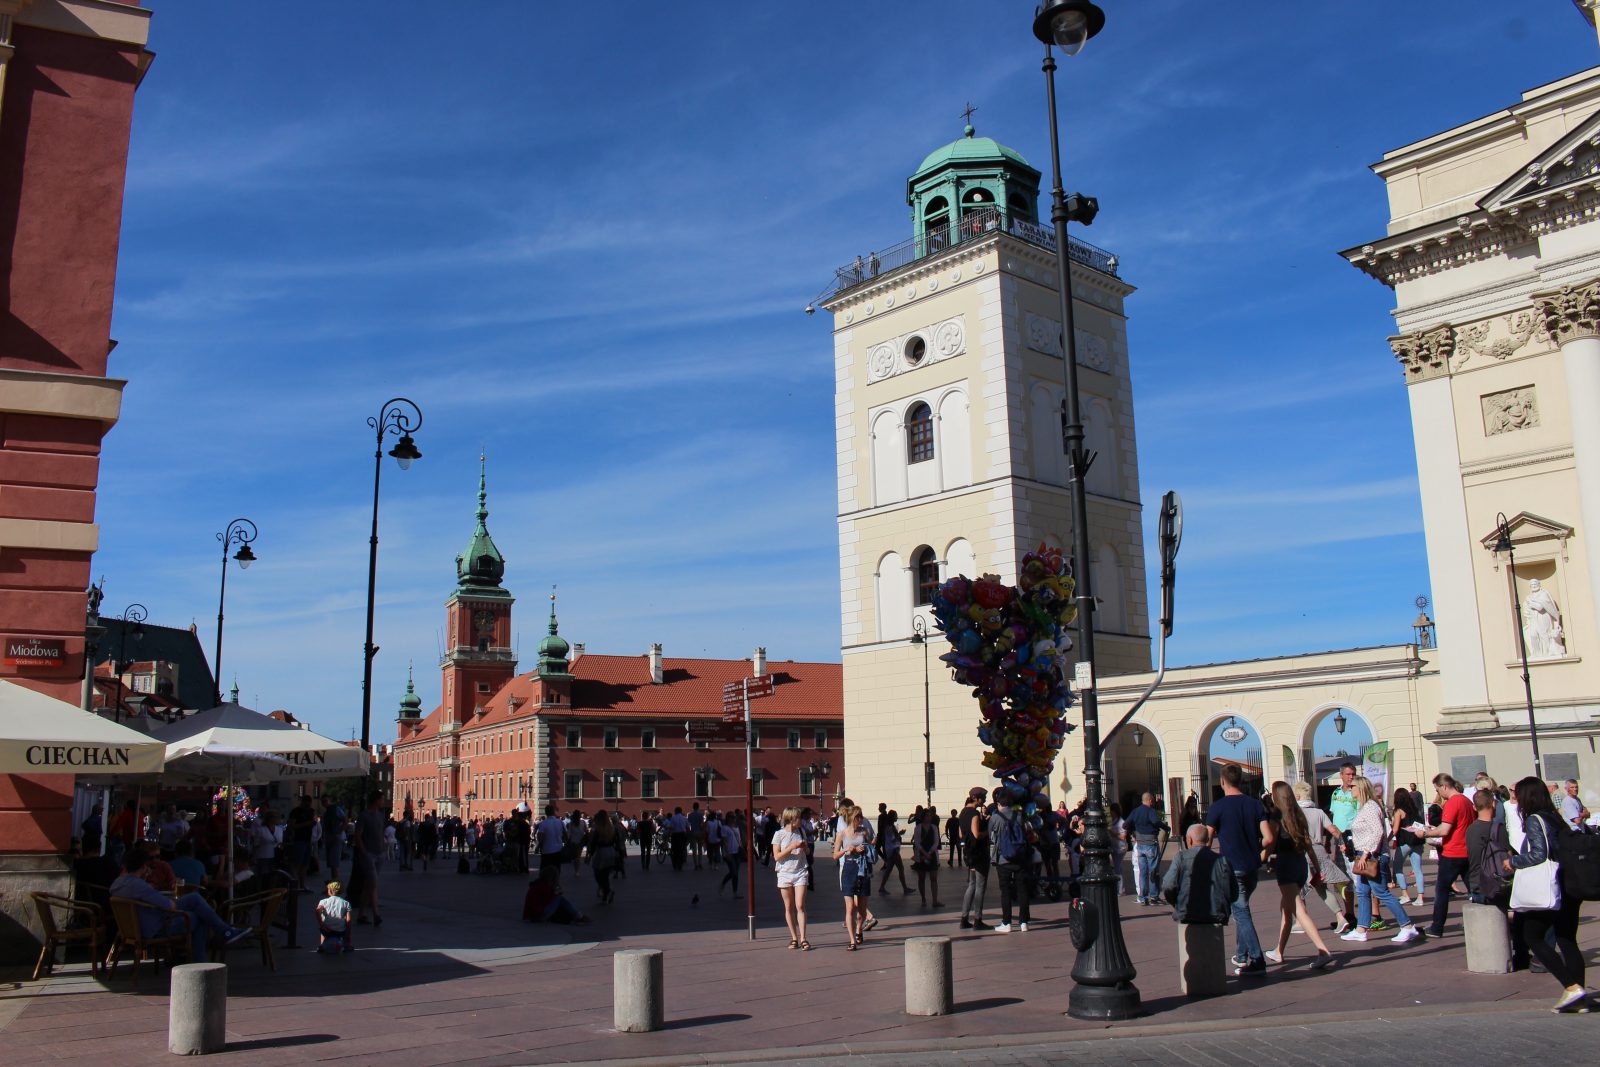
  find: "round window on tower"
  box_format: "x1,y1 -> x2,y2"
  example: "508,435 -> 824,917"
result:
905,335 -> 927,367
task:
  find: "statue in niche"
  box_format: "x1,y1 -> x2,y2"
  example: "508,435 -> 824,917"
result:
1522,579 -> 1566,659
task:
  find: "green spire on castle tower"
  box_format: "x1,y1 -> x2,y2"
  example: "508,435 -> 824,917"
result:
907,113 -> 1042,254
455,452 -> 510,599
398,660 -> 422,720
229,678 -> 239,705
536,587 -> 572,678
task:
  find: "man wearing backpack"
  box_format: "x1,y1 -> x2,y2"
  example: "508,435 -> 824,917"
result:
989,789 -> 1033,933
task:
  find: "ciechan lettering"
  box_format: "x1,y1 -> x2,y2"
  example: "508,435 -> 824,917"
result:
24,745 -> 132,767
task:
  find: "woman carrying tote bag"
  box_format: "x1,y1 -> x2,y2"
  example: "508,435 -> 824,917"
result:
1505,776 -> 1592,1012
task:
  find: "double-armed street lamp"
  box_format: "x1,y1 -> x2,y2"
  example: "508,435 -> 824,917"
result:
361,398 -> 423,758
213,518 -> 258,705
1030,0 -> 1142,1020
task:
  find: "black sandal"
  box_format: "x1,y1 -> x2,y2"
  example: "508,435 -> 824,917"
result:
800,940 -> 813,951
788,938 -> 798,950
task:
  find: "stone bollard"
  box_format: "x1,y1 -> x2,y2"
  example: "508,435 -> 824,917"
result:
1177,924 -> 1228,998
1462,902 -> 1511,974
168,962 -> 227,1055
613,949 -> 664,1033
904,936 -> 954,1016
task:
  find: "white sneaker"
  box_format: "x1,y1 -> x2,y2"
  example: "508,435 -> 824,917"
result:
1392,925 -> 1422,944
1339,929 -> 1369,942
1018,923 -> 1029,932
1263,949 -> 1283,964
993,923 -> 1012,933
1554,988 -> 1591,1013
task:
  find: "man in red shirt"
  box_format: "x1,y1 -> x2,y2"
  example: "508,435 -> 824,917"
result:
1418,772 -> 1473,937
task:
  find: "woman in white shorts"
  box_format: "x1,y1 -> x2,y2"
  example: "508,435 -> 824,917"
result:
772,806 -> 812,950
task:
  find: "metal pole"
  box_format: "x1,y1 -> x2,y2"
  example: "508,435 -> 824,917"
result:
1042,42 -> 1139,1020
745,679 -> 756,940
214,538 -> 230,706
922,624 -> 932,810
1504,538 -> 1544,779
361,432 -> 383,754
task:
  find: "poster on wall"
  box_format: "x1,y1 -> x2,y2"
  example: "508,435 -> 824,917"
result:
1363,740 -> 1392,800
1282,746 -> 1298,785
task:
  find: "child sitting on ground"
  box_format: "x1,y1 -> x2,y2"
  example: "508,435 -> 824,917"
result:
317,880 -> 354,953
521,866 -> 590,925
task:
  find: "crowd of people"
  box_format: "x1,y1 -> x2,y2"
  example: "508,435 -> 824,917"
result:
71,768 -> 1595,1008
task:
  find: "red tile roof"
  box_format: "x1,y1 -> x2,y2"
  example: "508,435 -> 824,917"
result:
395,653 -> 841,745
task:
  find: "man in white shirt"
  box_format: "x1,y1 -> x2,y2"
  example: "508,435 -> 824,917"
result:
1559,779 -> 1588,829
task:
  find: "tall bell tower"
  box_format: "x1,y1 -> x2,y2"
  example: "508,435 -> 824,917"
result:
437,456 -> 517,806
822,123 -> 1149,813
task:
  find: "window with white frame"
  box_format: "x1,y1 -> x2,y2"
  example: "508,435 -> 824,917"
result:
604,726 -> 620,749
641,769 -> 659,799
641,727 -> 657,749
565,725 -> 582,749
563,770 -> 583,800
814,727 -> 828,749
695,769 -> 714,798
787,728 -> 801,750
603,769 -> 623,800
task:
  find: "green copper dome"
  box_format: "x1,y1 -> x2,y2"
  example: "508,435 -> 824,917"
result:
536,590 -> 572,678
397,662 -> 422,719
912,126 -> 1032,179
455,454 -> 508,597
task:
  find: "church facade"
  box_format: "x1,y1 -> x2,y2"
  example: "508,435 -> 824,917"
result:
826,64 -> 1600,818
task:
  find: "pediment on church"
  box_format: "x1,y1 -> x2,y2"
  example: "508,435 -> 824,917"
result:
1478,511 -> 1574,557
1479,108 -> 1600,215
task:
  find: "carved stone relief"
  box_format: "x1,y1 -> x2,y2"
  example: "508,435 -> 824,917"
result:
1454,312 -> 1539,368
866,316 -> 967,384
1481,386 -> 1540,436
1023,311 -> 1111,371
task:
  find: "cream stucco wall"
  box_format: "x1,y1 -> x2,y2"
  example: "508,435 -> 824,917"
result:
827,228 -> 1149,813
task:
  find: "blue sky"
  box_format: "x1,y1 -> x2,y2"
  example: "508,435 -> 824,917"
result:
95,2 -> 1597,743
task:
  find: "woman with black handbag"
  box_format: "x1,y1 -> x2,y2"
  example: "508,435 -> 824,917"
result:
1504,776 -> 1592,1012
1339,775 -> 1423,946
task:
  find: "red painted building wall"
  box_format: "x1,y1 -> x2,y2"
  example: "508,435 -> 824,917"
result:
0,2 -> 152,857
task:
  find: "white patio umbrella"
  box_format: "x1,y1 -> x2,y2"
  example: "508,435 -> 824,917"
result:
150,702 -> 366,895
0,678 -> 166,775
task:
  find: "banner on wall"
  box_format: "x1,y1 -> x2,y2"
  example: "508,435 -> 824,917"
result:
1282,746 -> 1298,785
1363,741 -> 1392,800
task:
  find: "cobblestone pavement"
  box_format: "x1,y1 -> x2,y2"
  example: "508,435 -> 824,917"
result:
4,844 -> 1595,1066
727,1006 -> 1600,1066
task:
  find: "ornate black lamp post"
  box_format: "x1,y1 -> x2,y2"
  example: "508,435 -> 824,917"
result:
910,614 -> 934,808
1030,0 -> 1140,1020
361,399 -> 423,756
111,603 -> 147,724
213,518 -> 258,705
1493,512 -> 1544,778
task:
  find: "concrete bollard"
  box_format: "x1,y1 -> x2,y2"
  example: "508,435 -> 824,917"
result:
904,936 -> 954,1016
613,949 -> 664,1033
1177,924 -> 1228,998
168,962 -> 227,1055
1463,902 -> 1512,974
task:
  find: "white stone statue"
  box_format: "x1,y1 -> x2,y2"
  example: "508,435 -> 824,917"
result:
1522,579 -> 1566,659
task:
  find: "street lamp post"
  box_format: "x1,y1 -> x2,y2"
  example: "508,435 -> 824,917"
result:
1494,512 -> 1544,778
1031,0 -> 1140,1020
361,398 -> 423,757
213,518 -> 258,706
111,603 -> 147,724
910,615 -> 934,809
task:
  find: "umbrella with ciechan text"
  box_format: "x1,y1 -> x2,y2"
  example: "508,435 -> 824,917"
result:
0,678 -> 166,775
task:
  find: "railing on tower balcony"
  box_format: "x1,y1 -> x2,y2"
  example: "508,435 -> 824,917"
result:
815,206 -> 1119,306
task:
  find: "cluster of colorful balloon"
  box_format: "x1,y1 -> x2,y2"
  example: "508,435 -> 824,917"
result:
929,543 -> 1077,812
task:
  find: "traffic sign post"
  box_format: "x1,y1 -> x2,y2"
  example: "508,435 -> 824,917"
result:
720,674 -> 775,941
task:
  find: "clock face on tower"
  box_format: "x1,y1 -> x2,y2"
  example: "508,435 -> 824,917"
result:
472,609 -> 495,637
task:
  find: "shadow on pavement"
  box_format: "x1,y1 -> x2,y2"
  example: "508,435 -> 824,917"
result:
957,996 -> 1025,1013
224,1034 -> 339,1051
666,1013 -> 754,1029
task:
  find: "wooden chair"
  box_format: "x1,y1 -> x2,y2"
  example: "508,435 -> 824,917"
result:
214,889 -> 285,970
105,897 -> 191,979
29,892 -> 106,980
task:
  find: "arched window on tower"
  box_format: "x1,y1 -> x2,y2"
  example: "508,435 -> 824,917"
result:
906,402 -> 935,464
924,196 -> 950,253
960,187 -> 998,240
913,546 -> 940,606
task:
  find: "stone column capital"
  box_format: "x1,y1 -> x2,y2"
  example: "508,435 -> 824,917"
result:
1533,281 -> 1600,346
1389,324 -> 1455,382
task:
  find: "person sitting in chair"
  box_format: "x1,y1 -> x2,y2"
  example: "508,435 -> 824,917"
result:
109,848 -> 251,963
